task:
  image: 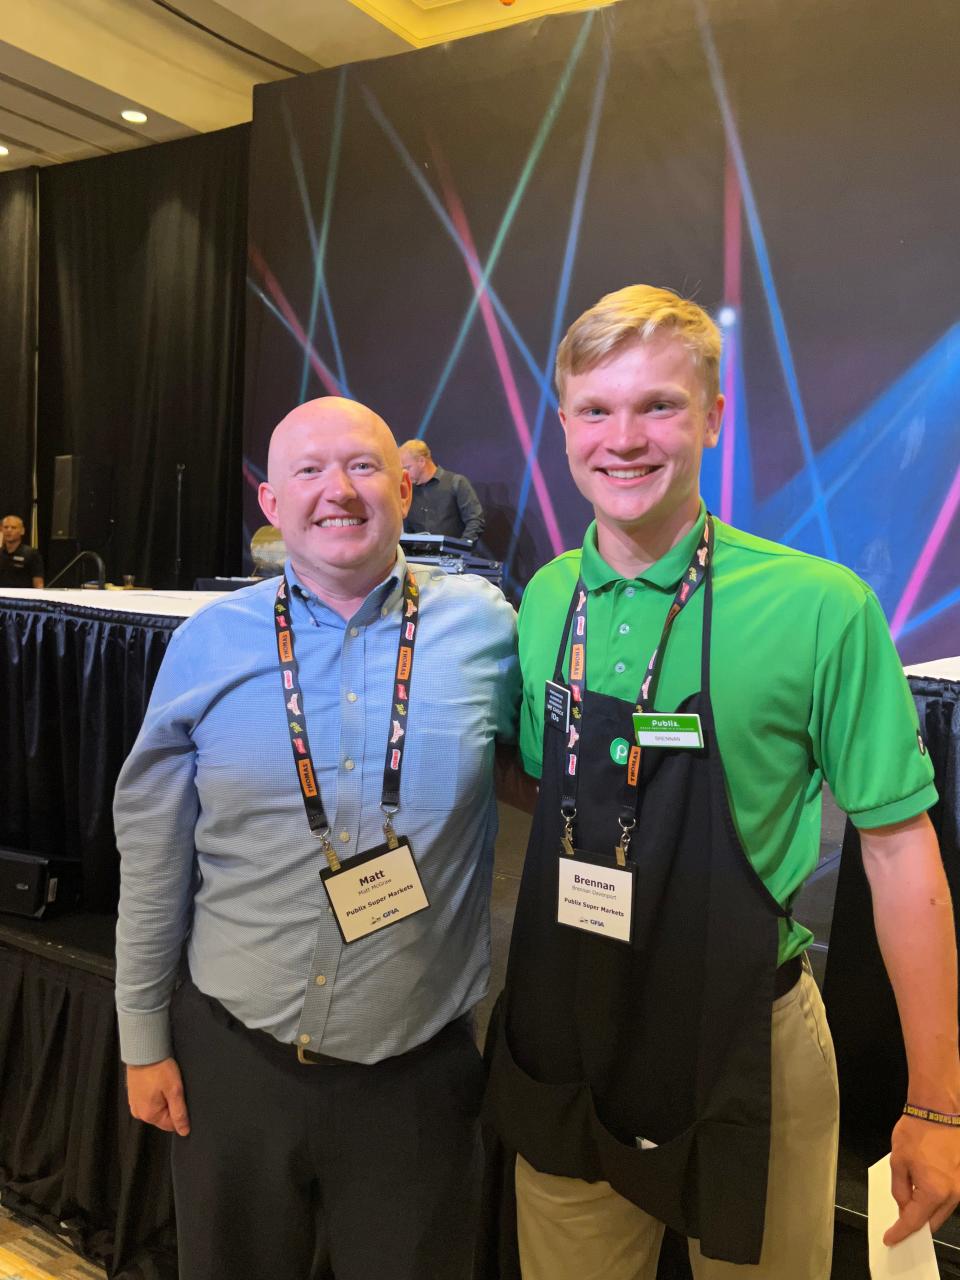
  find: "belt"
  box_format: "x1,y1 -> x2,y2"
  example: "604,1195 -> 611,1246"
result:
774,954 -> 803,998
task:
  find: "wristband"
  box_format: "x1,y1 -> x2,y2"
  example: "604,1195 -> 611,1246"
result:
903,1103 -> 960,1127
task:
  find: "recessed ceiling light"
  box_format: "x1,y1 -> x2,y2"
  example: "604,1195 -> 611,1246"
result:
0,145 -> 9,157
121,109 -> 148,124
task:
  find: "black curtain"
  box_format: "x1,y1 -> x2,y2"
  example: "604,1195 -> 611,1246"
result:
0,167 -> 38,529
0,943 -> 176,1278
0,600 -> 178,911
36,127 -> 248,589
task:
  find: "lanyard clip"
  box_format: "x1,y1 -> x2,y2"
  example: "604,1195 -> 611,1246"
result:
381,806 -> 400,850
314,827 -> 341,874
615,816 -> 635,868
560,808 -> 576,857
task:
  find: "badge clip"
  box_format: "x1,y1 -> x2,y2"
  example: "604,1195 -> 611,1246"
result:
560,809 -> 576,858
314,828 -> 341,874
614,817 -> 635,868
381,807 -> 400,850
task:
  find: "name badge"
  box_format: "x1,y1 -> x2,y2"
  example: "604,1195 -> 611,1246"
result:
320,838 -> 429,944
632,711 -> 703,749
544,680 -> 571,733
557,853 -> 635,944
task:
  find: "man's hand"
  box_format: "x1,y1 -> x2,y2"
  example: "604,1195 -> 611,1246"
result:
126,1058 -> 191,1136
884,1113 -> 960,1244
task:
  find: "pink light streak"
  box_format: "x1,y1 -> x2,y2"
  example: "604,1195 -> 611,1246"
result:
428,144 -> 565,558
249,244 -> 342,396
890,461 -> 960,639
720,150 -> 742,524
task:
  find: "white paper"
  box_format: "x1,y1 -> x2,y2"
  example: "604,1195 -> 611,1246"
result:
557,857 -> 633,943
323,844 -> 429,944
868,1154 -> 940,1279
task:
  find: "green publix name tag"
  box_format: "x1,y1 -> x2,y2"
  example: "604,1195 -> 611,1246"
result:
632,712 -> 704,749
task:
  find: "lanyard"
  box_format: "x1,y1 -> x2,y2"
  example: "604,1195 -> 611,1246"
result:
274,569 -> 421,873
558,515 -> 713,865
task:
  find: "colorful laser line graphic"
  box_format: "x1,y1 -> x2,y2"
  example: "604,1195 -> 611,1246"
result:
890,460 -> 960,640
430,141 -> 564,557
293,70 -> 350,400
696,0 -> 837,560
719,151 -> 742,524
249,244 -> 343,396
504,31 -> 612,582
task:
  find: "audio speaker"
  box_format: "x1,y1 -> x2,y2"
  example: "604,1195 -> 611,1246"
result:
0,849 -> 80,919
50,454 -> 112,546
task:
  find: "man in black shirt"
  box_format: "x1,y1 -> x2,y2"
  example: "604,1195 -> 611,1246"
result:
0,515 -> 44,589
399,441 -> 485,544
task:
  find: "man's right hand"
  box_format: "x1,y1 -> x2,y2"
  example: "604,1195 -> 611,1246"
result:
126,1058 -> 191,1135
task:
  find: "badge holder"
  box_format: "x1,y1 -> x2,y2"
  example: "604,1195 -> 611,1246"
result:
556,807 -> 636,945
320,807 -> 429,946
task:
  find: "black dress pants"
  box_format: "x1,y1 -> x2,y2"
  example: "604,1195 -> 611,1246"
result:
169,980 -> 485,1280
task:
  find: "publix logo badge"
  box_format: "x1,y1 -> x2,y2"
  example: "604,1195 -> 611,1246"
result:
609,737 -> 631,766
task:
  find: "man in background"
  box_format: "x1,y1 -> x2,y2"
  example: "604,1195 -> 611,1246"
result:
115,397 -> 519,1280
399,439 -> 485,544
0,515 -> 43,588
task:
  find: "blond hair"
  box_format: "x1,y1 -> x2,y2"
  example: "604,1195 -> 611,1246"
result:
398,439 -> 432,461
555,285 -> 721,404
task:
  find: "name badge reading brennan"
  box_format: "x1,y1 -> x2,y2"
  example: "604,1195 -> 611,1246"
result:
632,712 -> 704,750
557,854 -> 635,944
320,840 -> 429,944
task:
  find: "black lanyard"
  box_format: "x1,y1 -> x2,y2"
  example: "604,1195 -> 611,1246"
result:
274,569 -> 421,873
557,515 -> 713,864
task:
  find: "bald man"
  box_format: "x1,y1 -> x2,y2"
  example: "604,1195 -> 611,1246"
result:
114,398 -> 520,1280
0,515 -> 44,588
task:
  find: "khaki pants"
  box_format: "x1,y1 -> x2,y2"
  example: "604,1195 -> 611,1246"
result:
515,969 -> 839,1280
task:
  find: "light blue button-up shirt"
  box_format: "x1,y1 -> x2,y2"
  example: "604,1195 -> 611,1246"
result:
114,552 -> 519,1065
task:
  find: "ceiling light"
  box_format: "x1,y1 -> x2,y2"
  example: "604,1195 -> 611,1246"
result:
121,110 -> 148,124
0,145 -> 9,156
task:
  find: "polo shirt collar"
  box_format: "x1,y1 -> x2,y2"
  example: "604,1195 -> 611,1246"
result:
580,502 -> 707,592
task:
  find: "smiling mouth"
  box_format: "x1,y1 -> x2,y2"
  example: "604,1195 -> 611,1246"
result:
317,517 -> 366,528
600,465 -> 661,479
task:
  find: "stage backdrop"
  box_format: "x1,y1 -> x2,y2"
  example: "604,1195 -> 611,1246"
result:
244,0 -> 960,664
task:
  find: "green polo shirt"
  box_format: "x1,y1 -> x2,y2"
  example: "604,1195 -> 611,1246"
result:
518,506 -> 938,965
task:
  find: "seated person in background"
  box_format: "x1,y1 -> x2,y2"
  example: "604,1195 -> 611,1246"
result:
399,439 -> 485,544
0,515 -> 44,588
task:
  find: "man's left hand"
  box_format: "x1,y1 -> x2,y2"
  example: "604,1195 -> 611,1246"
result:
883,1113 -> 960,1244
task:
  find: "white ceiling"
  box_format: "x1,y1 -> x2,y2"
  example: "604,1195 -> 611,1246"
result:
0,0 -> 599,172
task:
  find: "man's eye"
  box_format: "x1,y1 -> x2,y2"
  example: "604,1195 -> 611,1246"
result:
582,407 -> 606,418
352,461 -> 374,472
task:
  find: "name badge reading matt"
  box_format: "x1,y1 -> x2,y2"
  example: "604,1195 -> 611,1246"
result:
557,854 -> 635,944
632,712 -> 704,750
544,680 -> 571,734
321,840 -> 429,944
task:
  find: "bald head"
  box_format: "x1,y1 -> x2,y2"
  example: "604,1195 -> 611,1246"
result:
2,515 -> 25,551
257,397 -> 412,609
267,398 -> 401,487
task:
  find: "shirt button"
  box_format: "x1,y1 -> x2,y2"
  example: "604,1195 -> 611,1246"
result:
339,831 -> 350,843
299,1033 -> 311,1045
346,691 -> 358,703
625,586 -> 636,598
381,606 -> 390,617
315,975 -> 327,987
619,623 -> 630,635
349,626 -> 359,638
343,758 -> 355,771
615,662 -> 626,674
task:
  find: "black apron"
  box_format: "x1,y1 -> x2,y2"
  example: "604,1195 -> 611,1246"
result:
484,562 -> 788,1265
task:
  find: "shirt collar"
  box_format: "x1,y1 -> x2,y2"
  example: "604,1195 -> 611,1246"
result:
580,502 -> 707,593
285,548 -> 407,625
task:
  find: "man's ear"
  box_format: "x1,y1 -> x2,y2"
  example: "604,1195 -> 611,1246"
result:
704,394 -> 724,451
399,469 -> 413,518
258,482 -> 281,528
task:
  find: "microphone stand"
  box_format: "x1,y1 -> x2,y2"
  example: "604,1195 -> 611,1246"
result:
173,462 -> 185,588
